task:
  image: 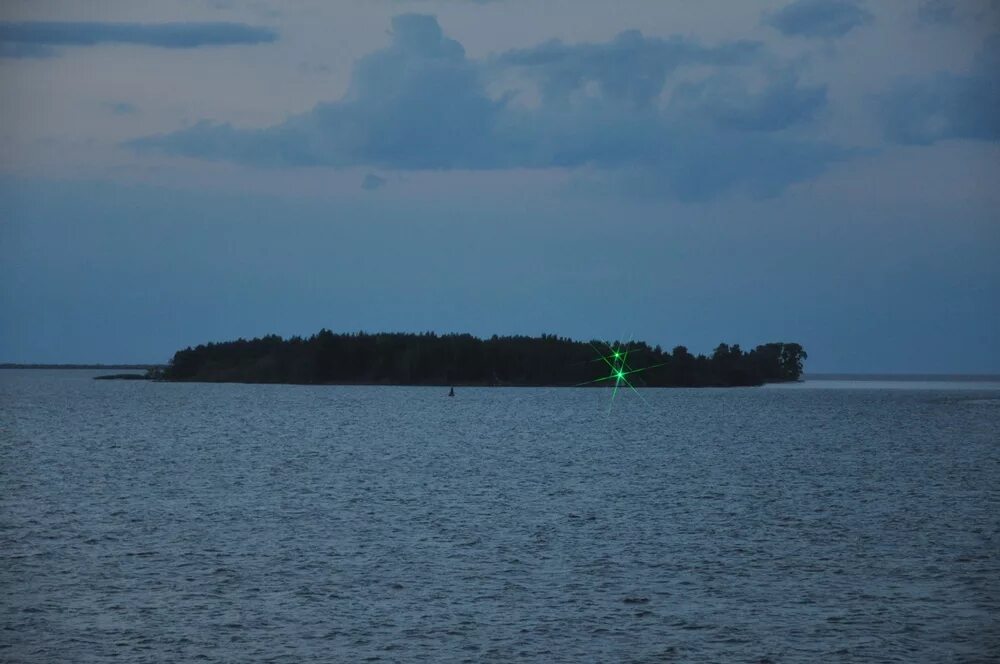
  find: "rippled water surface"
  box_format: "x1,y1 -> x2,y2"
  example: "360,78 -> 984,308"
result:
2,370 -> 999,662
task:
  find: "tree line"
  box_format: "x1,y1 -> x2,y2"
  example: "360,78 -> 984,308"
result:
161,330 -> 806,387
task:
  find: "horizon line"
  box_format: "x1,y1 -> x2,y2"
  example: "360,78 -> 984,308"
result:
2,363 -> 999,380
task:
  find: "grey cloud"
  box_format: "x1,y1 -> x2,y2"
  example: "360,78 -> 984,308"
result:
597,129 -> 846,202
0,21 -> 277,56
880,35 -> 1000,144
106,101 -> 138,116
917,0 -> 958,25
132,14 -> 506,170
0,42 -> 55,58
131,14 -> 846,202
670,71 -> 827,132
391,0 -> 502,4
362,173 -> 387,190
497,30 -> 761,107
915,0 -> 1000,26
764,0 -> 873,38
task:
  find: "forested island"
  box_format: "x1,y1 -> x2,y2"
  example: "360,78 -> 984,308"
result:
161,331 -> 806,387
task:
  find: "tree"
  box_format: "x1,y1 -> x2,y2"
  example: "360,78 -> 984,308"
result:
162,332 -> 805,387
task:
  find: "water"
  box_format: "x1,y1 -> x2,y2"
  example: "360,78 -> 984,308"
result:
2,370 -> 998,662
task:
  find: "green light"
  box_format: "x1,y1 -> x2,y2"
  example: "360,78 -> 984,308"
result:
576,340 -> 667,414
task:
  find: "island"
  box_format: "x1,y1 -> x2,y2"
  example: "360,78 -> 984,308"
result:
160,330 -> 806,387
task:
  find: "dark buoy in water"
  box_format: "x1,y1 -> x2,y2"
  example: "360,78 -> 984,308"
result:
448,386 -> 455,397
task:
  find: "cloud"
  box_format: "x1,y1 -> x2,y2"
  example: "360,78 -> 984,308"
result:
915,0 -> 1000,27
105,101 -> 138,116
130,13 -> 847,202
392,0 -> 502,4
669,70 -> 827,132
916,0 -> 958,25
764,0 -> 873,38
362,173 -> 387,190
131,14 -> 507,169
0,42 -> 55,58
496,29 -> 761,108
0,21 -> 277,56
879,35 -> 1000,144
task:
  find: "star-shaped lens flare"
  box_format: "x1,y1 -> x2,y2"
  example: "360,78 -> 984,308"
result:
578,340 -> 665,413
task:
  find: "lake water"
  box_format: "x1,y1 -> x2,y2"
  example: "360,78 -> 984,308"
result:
2,370 -> 998,662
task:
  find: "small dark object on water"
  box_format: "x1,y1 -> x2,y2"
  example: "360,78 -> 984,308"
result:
623,597 -> 649,604
448,387 -> 455,397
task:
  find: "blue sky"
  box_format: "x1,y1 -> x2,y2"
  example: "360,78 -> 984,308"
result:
1,0 -> 997,372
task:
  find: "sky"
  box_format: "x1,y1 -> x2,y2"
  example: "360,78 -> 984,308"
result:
0,0 -> 998,372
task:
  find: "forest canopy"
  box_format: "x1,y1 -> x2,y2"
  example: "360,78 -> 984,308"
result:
162,331 -> 806,387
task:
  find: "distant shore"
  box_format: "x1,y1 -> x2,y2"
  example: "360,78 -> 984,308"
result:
0,364 -> 161,370
4,366 -> 997,384
804,373 -> 1000,382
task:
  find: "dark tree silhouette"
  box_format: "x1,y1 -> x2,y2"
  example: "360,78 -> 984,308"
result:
162,331 -> 806,387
